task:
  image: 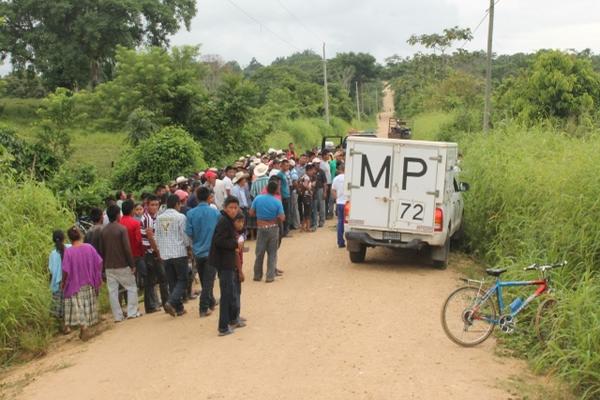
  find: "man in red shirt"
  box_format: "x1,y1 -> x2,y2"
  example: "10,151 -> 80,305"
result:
119,199 -> 145,310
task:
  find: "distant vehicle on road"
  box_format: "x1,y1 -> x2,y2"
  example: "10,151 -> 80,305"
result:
388,118 -> 412,139
343,136 -> 469,268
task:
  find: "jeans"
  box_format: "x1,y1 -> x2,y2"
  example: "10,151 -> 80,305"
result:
291,190 -> 301,228
281,197 -> 291,236
217,268 -> 236,332
195,256 -> 217,313
253,225 -> 279,281
145,253 -> 169,308
164,256 -> 189,312
312,188 -> 325,228
336,203 -> 346,247
135,256 -> 146,289
106,267 -> 139,321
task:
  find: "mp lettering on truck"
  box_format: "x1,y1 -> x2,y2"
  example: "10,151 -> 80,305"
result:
360,154 -> 391,188
359,154 -> 428,191
402,157 -> 428,190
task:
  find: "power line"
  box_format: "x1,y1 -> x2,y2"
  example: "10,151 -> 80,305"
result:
275,0 -> 322,43
458,0 -> 500,50
225,0 -> 302,52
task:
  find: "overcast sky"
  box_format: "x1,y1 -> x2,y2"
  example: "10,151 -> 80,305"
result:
172,0 -> 600,66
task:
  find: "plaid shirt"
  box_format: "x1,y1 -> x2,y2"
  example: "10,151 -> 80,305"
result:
251,175 -> 269,199
155,209 -> 190,260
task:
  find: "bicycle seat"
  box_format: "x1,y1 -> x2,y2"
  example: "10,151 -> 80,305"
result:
485,268 -> 507,277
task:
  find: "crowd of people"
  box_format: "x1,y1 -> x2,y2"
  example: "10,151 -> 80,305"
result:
47,142 -> 347,338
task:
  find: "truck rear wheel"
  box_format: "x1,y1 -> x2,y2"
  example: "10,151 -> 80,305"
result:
349,245 -> 366,263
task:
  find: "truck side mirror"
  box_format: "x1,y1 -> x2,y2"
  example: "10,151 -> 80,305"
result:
459,182 -> 470,192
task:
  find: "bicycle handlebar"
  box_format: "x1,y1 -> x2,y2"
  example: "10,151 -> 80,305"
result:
523,261 -> 567,271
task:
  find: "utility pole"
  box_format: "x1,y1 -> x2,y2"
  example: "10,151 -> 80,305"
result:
355,81 -> 361,122
375,86 -> 379,115
322,42 -> 330,125
483,0 -> 495,133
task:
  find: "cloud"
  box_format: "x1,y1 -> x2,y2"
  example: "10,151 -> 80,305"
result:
171,0 -> 600,66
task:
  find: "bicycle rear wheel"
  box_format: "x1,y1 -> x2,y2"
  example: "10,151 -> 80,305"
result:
441,286 -> 497,347
535,297 -> 557,344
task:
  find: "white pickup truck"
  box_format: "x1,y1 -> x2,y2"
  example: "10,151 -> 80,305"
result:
343,136 -> 469,268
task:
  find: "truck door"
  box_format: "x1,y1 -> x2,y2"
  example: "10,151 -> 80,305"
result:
389,145 -> 440,233
347,140 -> 393,229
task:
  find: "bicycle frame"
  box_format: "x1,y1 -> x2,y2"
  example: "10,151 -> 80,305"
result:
476,278 -> 548,324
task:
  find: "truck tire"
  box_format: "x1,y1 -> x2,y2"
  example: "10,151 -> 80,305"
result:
431,239 -> 450,269
349,245 -> 366,263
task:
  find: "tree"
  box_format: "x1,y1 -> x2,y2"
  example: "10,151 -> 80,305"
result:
78,46 -> 207,130
407,26 -> 473,55
496,50 -> 600,122
0,0 -> 197,89
36,87 -> 75,160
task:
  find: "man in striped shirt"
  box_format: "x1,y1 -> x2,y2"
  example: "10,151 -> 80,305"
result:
141,194 -> 169,312
250,163 -> 269,199
155,194 -> 191,317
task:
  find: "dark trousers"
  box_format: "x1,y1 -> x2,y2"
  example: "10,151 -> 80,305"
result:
282,197 -> 291,236
217,268 -> 236,332
196,256 -> 217,313
145,253 -> 169,308
164,256 -> 188,312
336,203 -> 346,247
232,273 -> 241,323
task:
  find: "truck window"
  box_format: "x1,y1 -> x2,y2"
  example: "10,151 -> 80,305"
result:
453,178 -> 460,192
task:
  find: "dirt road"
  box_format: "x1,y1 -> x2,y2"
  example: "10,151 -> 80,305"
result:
5,230 -> 527,399
377,83 -> 395,137
1,88 -> 531,400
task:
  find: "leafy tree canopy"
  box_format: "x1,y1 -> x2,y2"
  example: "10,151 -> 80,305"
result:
0,0 -> 197,89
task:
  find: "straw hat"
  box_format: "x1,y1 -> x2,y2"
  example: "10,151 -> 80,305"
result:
232,171 -> 248,184
253,163 -> 269,177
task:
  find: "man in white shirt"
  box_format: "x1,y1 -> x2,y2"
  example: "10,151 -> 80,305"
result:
205,171 -> 227,210
222,166 -> 235,196
331,162 -> 346,248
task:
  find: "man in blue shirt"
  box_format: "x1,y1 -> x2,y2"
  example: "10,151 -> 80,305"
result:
186,187 -> 221,316
249,181 -> 285,283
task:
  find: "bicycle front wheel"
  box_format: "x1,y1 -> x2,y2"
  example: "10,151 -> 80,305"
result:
441,286 -> 497,347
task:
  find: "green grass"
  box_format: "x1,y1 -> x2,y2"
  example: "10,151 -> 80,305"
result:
410,111 -> 456,141
458,123 -> 600,398
67,130 -> 126,178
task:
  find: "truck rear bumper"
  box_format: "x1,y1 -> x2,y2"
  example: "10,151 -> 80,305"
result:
345,231 -> 426,251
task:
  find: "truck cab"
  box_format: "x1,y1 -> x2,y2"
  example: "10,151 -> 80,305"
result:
343,136 -> 468,268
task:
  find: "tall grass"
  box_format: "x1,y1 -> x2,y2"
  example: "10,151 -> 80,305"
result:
459,124 -> 600,398
0,175 -> 73,364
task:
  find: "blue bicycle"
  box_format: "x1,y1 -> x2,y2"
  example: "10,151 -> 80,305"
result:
441,261 -> 566,347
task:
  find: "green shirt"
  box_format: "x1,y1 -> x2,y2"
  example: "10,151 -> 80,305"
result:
329,159 -> 337,179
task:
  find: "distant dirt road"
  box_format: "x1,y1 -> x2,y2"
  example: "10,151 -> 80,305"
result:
377,83 -> 395,137
1,90 -> 534,399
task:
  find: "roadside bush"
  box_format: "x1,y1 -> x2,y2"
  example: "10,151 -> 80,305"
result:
0,126 -> 62,180
113,126 -> 205,190
48,164 -> 110,216
460,124 -> 600,398
0,174 -> 74,364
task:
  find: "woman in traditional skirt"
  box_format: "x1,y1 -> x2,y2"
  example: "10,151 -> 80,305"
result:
61,226 -> 103,341
48,230 -> 71,334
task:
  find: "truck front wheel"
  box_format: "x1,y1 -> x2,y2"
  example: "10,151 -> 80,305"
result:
349,245 -> 367,263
